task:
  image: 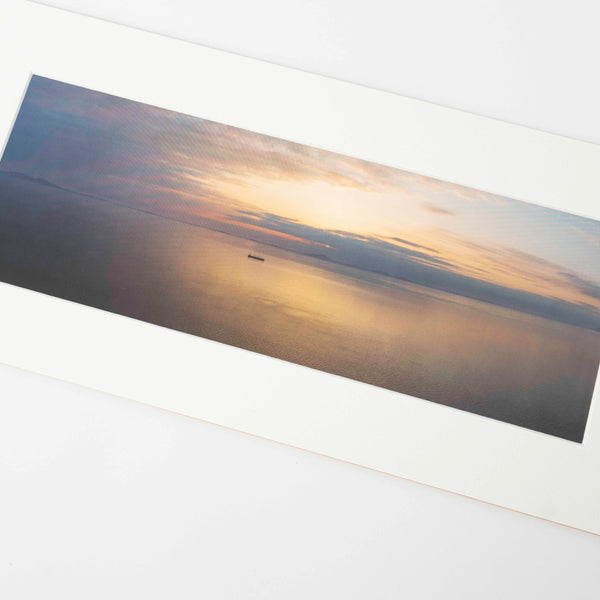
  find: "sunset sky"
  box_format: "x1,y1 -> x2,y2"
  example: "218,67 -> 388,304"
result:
2,76 -> 599,328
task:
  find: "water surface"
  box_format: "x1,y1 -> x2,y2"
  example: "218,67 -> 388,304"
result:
1,172 -> 598,441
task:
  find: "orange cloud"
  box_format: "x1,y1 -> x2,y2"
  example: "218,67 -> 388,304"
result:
217,217 -> 332,249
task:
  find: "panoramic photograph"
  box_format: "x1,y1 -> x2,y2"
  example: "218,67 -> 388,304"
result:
1,75 -> 599,442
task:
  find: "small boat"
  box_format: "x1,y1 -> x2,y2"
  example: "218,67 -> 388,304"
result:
247,254 -> 265,262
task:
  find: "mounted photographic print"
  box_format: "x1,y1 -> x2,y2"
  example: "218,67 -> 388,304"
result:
2,75 -> 599,442
2,0 -> 600,536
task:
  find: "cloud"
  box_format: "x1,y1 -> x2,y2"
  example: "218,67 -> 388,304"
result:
421,203 -> 456,216
6,76 -> 520,214
385,236 -> 441,254
427,231 -> 600,312
559,272 -> 600,300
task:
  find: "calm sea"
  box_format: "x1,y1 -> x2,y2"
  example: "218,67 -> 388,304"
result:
1,172 -> 598,441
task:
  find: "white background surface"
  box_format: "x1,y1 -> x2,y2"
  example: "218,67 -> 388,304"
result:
2,0 -> 600,597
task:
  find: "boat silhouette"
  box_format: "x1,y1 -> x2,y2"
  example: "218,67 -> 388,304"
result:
247,254 -> 265,262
